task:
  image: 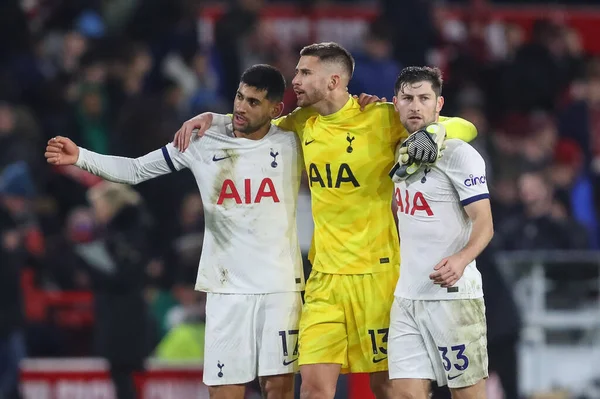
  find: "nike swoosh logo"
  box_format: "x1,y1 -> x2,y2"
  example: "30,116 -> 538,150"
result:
448,373 -> 463,380
372,357 -> 387,363
304,139 -> 315,145
213,155 -> 231,162
283,358 -> 298,366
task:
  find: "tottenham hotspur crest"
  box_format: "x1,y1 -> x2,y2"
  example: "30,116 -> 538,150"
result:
421,166 -> 431,184
270,148 -> 279,168
346,133 -> 355,153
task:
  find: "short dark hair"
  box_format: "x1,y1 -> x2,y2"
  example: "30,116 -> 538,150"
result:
300,42 -> 355,79
240,64 -> 286,102
394,66 -> 443,97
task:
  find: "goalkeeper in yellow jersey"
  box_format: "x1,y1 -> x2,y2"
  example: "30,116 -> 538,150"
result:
172,44 -> 477,399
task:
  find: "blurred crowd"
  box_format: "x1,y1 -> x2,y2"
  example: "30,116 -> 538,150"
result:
0,0 -> 599,398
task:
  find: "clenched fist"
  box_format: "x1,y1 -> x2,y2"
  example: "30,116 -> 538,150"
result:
45,136 -> 79,166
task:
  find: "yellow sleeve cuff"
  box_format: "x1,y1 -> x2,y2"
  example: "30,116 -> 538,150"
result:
438,117 -> 478,142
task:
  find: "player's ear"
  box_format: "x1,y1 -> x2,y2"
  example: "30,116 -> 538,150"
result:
392,96 -> 399,112
271,101 -> 284,119
436,96 -> 444,113
329,74 -> 340,91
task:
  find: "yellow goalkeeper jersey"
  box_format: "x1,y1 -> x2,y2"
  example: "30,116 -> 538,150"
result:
274,96 -> 477,274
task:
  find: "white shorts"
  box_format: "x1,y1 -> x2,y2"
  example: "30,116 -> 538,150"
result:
389,297 -> 488,389
203,292 -> 302,386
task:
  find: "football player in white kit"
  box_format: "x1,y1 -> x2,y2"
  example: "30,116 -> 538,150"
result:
45,65 -> 305,399
388,66 -> 494,399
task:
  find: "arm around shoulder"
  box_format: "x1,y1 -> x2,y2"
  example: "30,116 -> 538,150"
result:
212,112 -> 233,126
273,107 -> 318,138
438,116 -> 478,143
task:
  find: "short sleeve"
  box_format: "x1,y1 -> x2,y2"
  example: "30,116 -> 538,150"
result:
444,142 -> 490,206
273,107 -> 318,140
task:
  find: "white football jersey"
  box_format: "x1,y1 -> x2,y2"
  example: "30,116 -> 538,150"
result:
76,123 -> 305,294
394,139 -> 489,300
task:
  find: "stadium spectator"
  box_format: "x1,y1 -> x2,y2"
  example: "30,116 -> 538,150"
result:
0,163 -> 31,399
348,20 -> 401,100
1,1 -> 599,397
496,171 -> 589,250
83,182 -> 156,399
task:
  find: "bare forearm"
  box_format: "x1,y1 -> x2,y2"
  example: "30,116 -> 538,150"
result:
458,217 -> 494,264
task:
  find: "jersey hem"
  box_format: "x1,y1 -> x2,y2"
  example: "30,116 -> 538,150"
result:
394,293 -> 484,301
195,287 -> 304,294
203,377 -> 255,386
311,264 -> 398,275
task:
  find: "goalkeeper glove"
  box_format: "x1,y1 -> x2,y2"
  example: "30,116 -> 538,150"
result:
389,123 -> 447,182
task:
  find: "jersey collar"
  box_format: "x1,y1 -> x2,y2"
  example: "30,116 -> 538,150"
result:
317,95 -> 354,123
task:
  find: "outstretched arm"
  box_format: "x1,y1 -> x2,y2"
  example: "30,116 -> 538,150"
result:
45,136 -> 184,185
75,147 -> 177,185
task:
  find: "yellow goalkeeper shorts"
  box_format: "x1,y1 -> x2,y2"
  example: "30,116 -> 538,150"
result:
298,268 -> 398,373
